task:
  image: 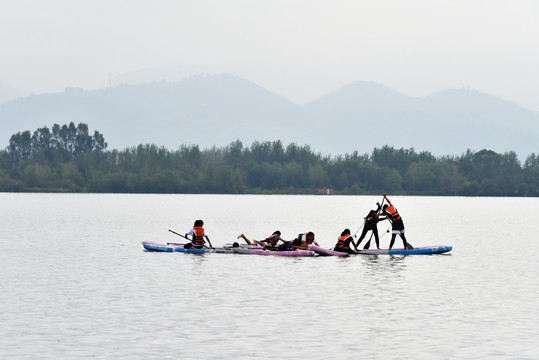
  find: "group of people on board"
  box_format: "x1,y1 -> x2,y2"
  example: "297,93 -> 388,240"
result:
182,194 -> 412,253
332,193 -> 413,253
237,231 -> 320,251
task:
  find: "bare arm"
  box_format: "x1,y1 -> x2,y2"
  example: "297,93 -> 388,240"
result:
383,193 -> 392,206
205,235 -> 213,248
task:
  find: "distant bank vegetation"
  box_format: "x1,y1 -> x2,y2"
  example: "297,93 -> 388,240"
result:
1,122 -> 538,196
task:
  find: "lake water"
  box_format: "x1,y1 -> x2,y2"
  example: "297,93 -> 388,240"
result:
1,193 -> 537,359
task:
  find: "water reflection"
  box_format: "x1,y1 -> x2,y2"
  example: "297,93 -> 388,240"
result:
362,254 -> 408,275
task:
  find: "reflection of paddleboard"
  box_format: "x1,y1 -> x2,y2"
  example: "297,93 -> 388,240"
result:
309,245 -> 350,257
233,248 -> 315,257
357,245 -> 452,255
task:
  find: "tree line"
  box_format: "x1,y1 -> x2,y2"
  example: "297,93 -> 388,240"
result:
1,122 -> 538,196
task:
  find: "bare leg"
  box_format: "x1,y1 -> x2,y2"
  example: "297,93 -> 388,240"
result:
400,234 -> 413,249
389,234 -> 396,250
236,234 -> 252,245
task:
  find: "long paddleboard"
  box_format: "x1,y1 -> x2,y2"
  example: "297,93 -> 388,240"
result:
233,248 -> 315,257
142,240 -> 246,254
309,245 -> 350,257
357,245 -> 452,255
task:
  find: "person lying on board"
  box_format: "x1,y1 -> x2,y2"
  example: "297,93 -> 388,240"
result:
289,232 -> 319,250
356,202 -> 383,249
380,194 -> 413,250
236,231 -> 287,249
278,238 -> 303,251
184,219 -> 213,249
334,229 -> 359,254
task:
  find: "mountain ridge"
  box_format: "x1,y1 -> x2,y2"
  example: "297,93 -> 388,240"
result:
1,74 -> 537,159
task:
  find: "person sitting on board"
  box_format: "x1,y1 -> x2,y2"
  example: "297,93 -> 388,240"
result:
380,194 -> 413,250
334,228 -> 358,254
236,231 -> 286,249
356,202 -> 383,249
184,219 -> 213,249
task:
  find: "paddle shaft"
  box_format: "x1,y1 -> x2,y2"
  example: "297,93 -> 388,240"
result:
168,229 -> 210,249
380,201 -> 413,249
168,229 -> 189,240
362,197 -> 385,249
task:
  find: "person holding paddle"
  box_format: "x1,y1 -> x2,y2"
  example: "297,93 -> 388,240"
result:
184,219 -> 213,249
356,202 -> 382,249
381,194 -> 413,250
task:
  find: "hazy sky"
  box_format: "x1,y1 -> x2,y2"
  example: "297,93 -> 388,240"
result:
1,0 -> 538,110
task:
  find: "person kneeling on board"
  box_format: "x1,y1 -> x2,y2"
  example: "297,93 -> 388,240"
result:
381,194 -> 413,250
184,219 -> 213,249
237,231 -> 286,249
334,229 -> 358,254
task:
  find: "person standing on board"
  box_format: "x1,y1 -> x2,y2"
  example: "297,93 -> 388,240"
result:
334,229 -> 358,254
381,194 -> 413,250
356,202 -> 382,249
184,219 -> 213,249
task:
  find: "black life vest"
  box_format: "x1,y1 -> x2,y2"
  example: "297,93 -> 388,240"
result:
266,233 -> 280,246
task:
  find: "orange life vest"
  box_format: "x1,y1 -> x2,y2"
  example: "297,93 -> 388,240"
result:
336,235 -> 352,249
386,206 -> 401,221
192,226 -> 205,246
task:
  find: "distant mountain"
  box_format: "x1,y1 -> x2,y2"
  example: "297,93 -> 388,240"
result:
0,75 -> 538,159
0,75 -> 303,150
302,82 -> 539,158
0,81 -> 26,105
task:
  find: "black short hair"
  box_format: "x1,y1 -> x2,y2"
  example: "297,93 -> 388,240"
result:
293,238 -> 302,246
341,229 -> 351,236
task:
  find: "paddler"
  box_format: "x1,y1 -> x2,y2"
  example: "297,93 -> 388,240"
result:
381,194 -> 413,250
236,231 -> 286,249
356,202 -> 382,249
184,219 -> 213,249
334,229 -> 358,254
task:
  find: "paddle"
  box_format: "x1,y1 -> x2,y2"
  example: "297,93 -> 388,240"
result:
168,229 -> 189,240
362,197 -> 385,249
168,229 -> 210,249
353,224 -> 364,239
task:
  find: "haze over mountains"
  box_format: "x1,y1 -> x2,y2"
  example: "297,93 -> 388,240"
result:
0,81 -> 26,106
0,74 -> 537,160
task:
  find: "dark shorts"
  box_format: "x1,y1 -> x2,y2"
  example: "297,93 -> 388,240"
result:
392,219 -> 405,231
184,243 -> 203,249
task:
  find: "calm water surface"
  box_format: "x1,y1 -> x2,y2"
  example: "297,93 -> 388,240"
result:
1,194 -> 537,359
